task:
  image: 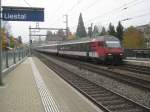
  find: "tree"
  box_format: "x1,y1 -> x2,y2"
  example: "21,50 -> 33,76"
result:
100,27 -> 107,36
2,21 -> 11,34
2,28 -> 7,50
57,29 -> 65,40
18,36 -> 22,44
68,32 -> 76,40
76,13 -> 87,38
116,21 -> 124,42
57,29 -> 65,37
108,23 -> 116,36
38,36 -> 42,44
66,28 -> 74,40
46,31 -> 53,41
123,26 -> 144,48
10,35 -> 15,48
93,25 -> 100,36
88,26 -> 92,37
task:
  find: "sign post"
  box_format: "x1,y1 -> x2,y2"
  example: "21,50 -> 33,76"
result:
0,0 -> 3,85
2,6 -> 44,21
0,6 -> 44,85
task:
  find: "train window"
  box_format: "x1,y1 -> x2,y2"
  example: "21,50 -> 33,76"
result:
80,42 -> 90,51
76,43 -> 80,51
81,43 -> 84,51
105,41 -> 121,48
86,42 -> 90,51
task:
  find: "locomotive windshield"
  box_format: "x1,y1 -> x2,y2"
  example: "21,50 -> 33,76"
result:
105,41 -> 121,48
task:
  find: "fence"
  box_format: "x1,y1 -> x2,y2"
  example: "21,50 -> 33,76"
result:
124,49 -> 150,59
2,47 -> 29,70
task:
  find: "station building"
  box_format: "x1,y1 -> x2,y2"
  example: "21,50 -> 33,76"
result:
136,24 -> 150,48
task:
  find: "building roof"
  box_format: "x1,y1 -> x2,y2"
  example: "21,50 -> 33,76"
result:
136,24 -> 150,32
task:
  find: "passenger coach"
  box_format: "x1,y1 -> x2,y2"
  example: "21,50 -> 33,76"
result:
36,35 -> 124,64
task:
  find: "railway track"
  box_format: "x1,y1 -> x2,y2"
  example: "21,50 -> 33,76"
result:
75,63 -> 150,90
34,52 -> 150,112
117,64 -> 150,75
41,52 -> 150,90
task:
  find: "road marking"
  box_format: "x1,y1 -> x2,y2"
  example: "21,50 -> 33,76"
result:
30,58 -> 60,112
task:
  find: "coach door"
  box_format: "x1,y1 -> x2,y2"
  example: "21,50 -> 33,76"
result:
89,42 -> 98,57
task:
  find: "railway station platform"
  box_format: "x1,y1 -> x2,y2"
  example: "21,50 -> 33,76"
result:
124,58 -> 150,67
0,57 -> 102,112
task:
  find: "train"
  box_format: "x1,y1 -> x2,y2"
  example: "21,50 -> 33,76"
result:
35,35 -> 124,64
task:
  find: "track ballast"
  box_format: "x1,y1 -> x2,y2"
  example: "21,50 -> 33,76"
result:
34,52 -> 150,112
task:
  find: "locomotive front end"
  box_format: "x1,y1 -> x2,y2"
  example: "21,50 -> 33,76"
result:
104,40 -> 124,64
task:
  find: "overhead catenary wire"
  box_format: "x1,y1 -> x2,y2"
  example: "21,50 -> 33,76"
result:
68,0 -> 102,22
53,0 -> 138,30
69,0 -> 139,26
69,10 -> 150,33
67,0 -> 84,14
49,0 -> 65,25
69,0 -> 147,31
23,0 -> 31,7
94,11 -> 150,27
51,0 -> 84,26
121,0 -> 145,10
122,11 -> 150,21
90,0 -> 147,25
84,0 -> 143,23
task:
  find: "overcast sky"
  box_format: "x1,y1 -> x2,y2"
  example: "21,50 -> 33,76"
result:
3,0 -> 150,42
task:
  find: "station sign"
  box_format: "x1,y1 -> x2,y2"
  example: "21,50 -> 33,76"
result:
2,6 -> 44,22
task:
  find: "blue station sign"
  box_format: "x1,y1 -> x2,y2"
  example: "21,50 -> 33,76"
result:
2,6 -> 44,22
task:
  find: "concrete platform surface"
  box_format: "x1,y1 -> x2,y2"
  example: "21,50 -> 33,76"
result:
0,57 -> 103,112
0,58 -> 44,112
125,59 -> 150,67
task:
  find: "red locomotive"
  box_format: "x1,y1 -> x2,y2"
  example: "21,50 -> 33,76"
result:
36,35 -> 124,64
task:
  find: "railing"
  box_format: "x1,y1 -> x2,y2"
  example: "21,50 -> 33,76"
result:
124,49 -> 150,60
2,47 -> 29,70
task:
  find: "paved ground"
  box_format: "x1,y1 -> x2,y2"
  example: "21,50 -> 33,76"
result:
0,57 -> 103,112
33,57 -> 102,112
125,59 -> 150,67
0,58 -> 44,112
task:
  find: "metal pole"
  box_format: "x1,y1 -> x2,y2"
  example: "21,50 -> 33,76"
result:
91,23 -> 93,38
66,14 -> 68,39
22,48 -> 23,58
29,26 -> 31,56
64,14 -> 68,40
6,50 -> 8,68
0,0 -> 3,85
13,50 -> 16,64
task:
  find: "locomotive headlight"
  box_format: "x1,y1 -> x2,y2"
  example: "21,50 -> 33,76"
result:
120,53 -> 123,56
108,53 -> 112,56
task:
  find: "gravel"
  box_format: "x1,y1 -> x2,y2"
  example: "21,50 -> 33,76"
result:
40,54 -> 150,108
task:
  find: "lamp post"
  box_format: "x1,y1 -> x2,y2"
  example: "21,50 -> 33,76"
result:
0,0 -> 3,85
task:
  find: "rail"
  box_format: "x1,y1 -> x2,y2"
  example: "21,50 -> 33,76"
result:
35,51 -> 150,112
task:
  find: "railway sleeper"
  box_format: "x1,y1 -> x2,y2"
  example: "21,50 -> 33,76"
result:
73,82 -> 94,86
83,90 -> 107,95
100,99 -> 126,106
95,95 -> 119,101
89,92 -> 113,98
107,103 -> 138,111
91,92 -> 114,97
77,85 -> 99,89
113,108 -> 144,112
79,86 -> 102,90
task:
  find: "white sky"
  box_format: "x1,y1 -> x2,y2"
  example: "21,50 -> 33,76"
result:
3,0 -> 150,42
